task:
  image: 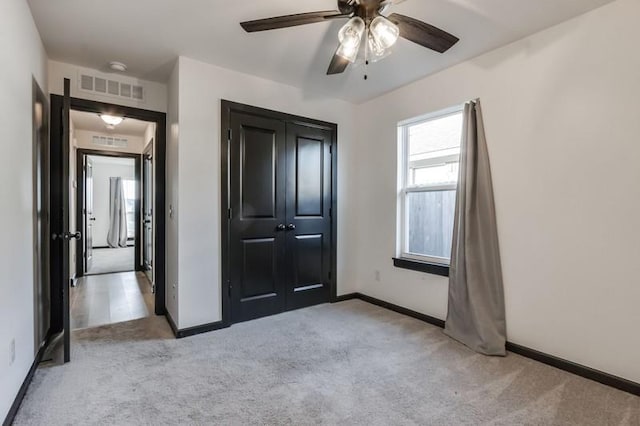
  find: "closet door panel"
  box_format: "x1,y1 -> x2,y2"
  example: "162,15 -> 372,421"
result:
285,123 -> 332,310
229,112 -> 287,323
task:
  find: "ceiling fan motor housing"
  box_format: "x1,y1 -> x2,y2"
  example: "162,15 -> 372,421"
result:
337,0 -> 355,14
339,0 -> 388,20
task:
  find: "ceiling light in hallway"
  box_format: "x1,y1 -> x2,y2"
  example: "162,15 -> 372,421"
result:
100,114 -> 124,127
109,61 -> 127,72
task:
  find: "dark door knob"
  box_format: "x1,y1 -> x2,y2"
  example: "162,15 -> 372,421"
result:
286,224 -> 296,231
90,217 -> 96,221
63,231 -> 82,240
276,224 -> 286,231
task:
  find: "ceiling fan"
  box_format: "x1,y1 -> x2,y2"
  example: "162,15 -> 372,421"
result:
240,0 -> 459,76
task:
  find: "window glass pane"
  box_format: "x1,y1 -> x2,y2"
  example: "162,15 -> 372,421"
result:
407,190 -> 456,260
412,162 -> 459,187
408,113 -> 463,156
408,112 -> 462,187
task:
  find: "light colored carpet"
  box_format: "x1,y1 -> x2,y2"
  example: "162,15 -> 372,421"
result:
87,247 -> 135,275
15,300 -> 639,425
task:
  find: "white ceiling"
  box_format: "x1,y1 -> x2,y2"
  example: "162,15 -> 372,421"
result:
70,110 -> 150,136
28,0 -> 615,103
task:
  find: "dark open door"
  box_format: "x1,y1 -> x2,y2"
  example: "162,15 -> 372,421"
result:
284,123 -> 332,310
142,142 -> 153,284
84,155 -> 94,273
228,112 -> 287,323
60,78 -> 78,362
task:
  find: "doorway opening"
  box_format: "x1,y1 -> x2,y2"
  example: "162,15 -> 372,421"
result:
70,110 -> 155,329
79,153 -> 138,276
50,88 -> 166,360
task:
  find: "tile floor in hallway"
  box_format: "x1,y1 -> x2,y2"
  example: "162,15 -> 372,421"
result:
70,271 -> 154,330
86,246 -> 135,275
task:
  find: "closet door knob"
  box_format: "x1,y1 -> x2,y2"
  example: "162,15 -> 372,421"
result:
276,224 -> 286,231
286,224 -> 296,231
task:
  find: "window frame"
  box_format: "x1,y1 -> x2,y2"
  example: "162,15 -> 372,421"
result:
397,105 -> 464,267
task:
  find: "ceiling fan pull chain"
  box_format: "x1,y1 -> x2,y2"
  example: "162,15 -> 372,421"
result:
364,27 -> 370,81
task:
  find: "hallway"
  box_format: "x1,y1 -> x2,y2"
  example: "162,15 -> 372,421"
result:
71,272 -> 154,330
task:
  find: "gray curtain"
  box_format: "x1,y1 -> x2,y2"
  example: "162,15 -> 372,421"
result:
107,177 -> 128,248
444,99 -> 506,356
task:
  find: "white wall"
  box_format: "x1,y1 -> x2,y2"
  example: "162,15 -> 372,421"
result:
172,57 -> 359,329
0,0 -> 48,420
165,61 -> 180,324
89,159 -> 136,248
48,60 -> 167,113
354,0 -> 640,383
74,129 -> 145,155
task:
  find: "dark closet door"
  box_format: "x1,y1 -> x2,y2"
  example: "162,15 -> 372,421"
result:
284,123 -> 332,309
229,112 -> 287,323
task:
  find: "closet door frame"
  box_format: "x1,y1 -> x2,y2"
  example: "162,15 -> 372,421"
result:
220,100 -> 338,327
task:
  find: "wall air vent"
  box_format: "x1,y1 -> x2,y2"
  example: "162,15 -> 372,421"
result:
92,135 -> 128,148
79,73 -> 145,102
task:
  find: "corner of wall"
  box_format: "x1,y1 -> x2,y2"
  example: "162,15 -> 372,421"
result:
165,59 -> 180,327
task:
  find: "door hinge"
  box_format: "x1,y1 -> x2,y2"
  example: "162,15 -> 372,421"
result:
329,145 -> 332,154
329,207 -> 332,218
227,129 -> 232,141
228,208 -> 233,220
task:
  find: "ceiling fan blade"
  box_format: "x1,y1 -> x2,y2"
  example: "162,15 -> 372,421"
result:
241,11 -> 350,33
327,49 -> 350,75
387,13 -> 459,53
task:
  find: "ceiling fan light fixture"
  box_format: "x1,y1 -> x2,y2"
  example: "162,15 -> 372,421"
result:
100,114 -> 124,126
337,42 -> 360,63
367,30 -> 386,58
337,17 -> 366,62
369,16 -> 400,49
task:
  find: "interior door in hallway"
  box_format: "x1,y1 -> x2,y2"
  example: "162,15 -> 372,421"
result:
84,156 -> 94,273
284,123 -> 332,310
60,78 -> 77,362
228,112 -> 287,323
142,143 -> 153,284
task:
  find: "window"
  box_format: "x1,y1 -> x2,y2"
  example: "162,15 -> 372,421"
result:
122,179 -> 137,239
398,106 -> 463,266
